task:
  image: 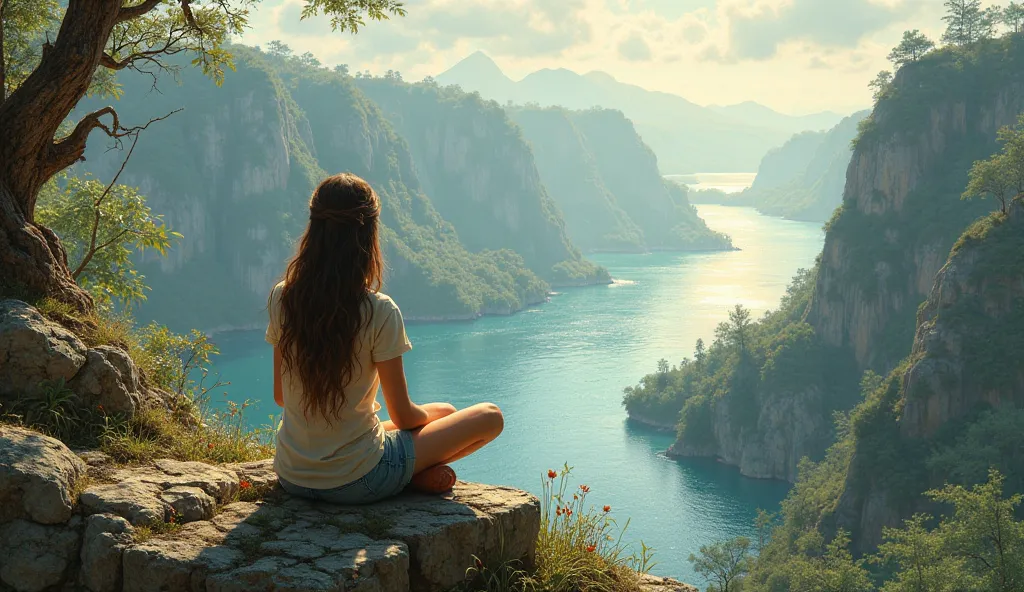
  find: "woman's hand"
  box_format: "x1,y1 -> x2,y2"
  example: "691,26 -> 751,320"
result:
422,402 -> 457,423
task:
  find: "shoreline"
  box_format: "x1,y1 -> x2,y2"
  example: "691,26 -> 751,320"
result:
625,413 -> 677,433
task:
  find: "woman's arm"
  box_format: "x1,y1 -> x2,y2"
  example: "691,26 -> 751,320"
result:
377,356 -> 431,430
272,346 -> 284,407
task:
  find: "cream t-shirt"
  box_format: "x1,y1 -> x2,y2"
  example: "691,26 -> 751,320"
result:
265,282 -> 412,489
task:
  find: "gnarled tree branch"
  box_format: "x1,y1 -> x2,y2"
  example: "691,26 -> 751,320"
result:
46,106 -> 181,181
116,0 -> 163,23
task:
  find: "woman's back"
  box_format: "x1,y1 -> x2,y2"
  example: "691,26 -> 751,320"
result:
266,281 -> 411,489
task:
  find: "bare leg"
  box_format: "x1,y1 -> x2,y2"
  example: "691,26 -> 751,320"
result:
407,403 -> 503,474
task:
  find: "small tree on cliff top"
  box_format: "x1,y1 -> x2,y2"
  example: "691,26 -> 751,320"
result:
888,30 -> 935,69
0,0 -> 405,315
964,114 -> 1024,214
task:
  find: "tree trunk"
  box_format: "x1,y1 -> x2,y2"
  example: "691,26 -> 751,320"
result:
0,0 -> 122,312
0,184 -> 91,311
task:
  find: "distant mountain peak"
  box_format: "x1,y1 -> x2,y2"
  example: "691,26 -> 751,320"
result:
440,51 -> 510,82
583,71 -> 618,84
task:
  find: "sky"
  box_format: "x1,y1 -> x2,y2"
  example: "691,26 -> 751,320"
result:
237,0 -> 954,115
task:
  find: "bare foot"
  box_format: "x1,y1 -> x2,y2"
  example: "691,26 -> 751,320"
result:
409,465 -> 457,494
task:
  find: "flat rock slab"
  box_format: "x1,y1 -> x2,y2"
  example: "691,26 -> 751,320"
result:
638,574 -> 700,592
84,458 -> 540,592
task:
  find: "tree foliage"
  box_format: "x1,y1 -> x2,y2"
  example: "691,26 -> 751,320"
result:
942,0 -> 994,46
1004,1 -> 1024,33
689,536 -> 752,592
964,114 -> 1024,213
36,172 -> 180,307
868,71 -> 893,103
888,30 -> 935,68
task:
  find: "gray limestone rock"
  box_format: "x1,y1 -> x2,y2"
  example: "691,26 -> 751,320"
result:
0,299 -> 87,401
0,517 -> 82,592
80,513 -> 135,592
0,425 -> 87,525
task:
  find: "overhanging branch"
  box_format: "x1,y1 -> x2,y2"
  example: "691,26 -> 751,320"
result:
46,106 -> 182,178
116,0 -> 163,23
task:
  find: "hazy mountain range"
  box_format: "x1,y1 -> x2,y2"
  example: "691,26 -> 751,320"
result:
436,52 -> 847,174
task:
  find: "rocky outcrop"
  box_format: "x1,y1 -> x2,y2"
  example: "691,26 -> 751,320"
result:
0,427 -> 543,592
668,386 -> 832,482
898,202 -> 1024,437
0,299 -> 88,399
0,426 -> 88,592
0,300 -> 155,418
0,426 -> 87,525
639,574 -> 699,592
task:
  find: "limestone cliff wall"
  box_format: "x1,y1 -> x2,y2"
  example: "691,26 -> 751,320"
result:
669,385 -> 831,482
807,75 -> 1024,371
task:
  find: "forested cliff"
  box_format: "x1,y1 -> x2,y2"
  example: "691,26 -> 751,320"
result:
508,106 -> 732,253
72,49 -> 614,332
624,36 -> 1024,490
690,111 -> 868,222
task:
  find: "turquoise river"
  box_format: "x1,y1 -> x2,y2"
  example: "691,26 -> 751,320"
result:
203,205 -> 825,584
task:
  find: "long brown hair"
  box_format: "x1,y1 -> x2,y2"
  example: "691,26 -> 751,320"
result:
276,173 -> 384,422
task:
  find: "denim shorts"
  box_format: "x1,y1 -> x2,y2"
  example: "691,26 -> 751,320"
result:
278,429 -> 417,505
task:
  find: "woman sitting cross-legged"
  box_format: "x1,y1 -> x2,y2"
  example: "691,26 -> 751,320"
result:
265,172 -> 504,504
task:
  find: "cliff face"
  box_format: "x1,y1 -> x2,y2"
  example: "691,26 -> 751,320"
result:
669,383 -> 831,482
74,58 -> 319,332
507,107 -> 644,252
509,107 -> 731,252
355,78 -> 608,286
831,200 -> 1024,552
806,62 -> 1024,373
568,110 -> 731,250
899,205 -> 1024,438
73,52 -> 552,331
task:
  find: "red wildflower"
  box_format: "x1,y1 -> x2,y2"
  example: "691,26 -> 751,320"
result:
603,505 -> 611,513
240,480 -> 252,489
97,405 -> 104,412
474,557 -> 484,570
547,469 -> 557,479
586,544 -> 596,553
573,494 -> 578,500
580,484 -> 590,493
565,508 -> 573,517
207,442 -> 215,450
556,507 -> 563,516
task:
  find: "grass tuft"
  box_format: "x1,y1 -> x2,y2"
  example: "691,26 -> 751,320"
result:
465,465 -> 656,592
